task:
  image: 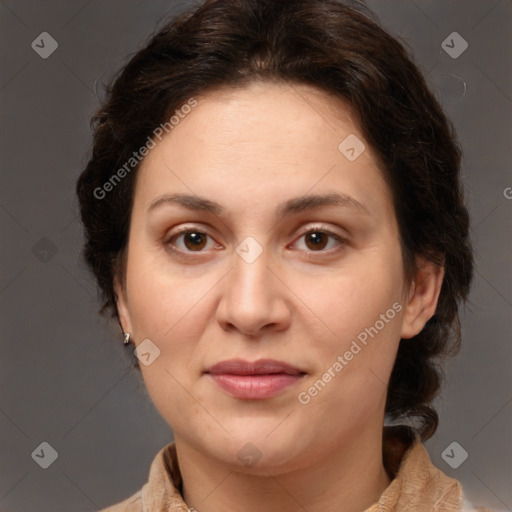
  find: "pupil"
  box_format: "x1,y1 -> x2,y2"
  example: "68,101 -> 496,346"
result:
307,232 -> 327,250
310,233 -> 322,244
188,233 -> 202,244
185,232 -> 206,250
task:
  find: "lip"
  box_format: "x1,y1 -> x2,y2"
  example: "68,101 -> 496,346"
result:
205,358 -> 306,399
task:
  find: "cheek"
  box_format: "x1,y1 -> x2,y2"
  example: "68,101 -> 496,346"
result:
125,245 -> 210,338
125,255 -> 208,420
296,254 -> 403,346
290,247 -> 404,409
124,247 -> 227,389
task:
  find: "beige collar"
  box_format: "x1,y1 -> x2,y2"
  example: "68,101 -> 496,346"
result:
107,426 -> 489,511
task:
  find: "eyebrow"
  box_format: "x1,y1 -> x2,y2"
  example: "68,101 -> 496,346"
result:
147,191 -> 369,218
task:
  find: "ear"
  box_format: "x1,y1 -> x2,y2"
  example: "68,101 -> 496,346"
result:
114,275 -> 133,335
400,256 -> 445,339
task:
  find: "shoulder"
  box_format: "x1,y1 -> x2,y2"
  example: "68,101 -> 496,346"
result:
461,496 -> 497,512
382,426 -> 496,512
97,442 -> 178,511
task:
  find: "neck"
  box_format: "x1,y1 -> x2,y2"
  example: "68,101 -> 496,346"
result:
175,424 -> 392,512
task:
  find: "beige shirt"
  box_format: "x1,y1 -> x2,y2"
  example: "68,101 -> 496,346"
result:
100,426 -> 493,512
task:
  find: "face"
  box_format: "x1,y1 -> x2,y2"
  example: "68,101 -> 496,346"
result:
115,81 -> 441,474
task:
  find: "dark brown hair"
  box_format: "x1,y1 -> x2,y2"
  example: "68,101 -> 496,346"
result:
76,0 -> 473,441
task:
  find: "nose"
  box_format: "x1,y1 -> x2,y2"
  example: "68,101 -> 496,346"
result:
216,245 -> 292,337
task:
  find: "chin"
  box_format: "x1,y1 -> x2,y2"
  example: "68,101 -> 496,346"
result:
208,429 -> 310,474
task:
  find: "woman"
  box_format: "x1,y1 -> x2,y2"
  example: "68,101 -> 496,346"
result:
76,0 -> 492,510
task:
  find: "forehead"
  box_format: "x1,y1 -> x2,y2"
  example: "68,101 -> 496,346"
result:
169,81 -> 362,160
134,81 -> 393,222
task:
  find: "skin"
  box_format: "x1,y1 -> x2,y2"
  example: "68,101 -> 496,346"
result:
115,81 -> 444,512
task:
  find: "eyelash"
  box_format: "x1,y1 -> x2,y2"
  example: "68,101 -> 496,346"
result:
164,225 -> 348,257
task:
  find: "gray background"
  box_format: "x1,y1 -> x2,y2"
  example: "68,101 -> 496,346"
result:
0,0 -> 510,510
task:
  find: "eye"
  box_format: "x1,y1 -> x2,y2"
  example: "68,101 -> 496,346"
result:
164,225 -> 346,256
292,227 -> 347,253
165,228 -> 219,253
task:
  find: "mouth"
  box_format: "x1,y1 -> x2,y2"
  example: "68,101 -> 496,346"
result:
205,358 -> 306,399
206,358 -> 304,376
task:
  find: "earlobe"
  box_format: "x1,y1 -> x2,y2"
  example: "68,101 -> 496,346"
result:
400,256 -> 445,339
114,276 -> 132,335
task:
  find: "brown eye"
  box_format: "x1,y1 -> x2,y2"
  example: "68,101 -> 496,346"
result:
292,227 -> 347,253
166,229 -> 216,253
304,231 -> 329,251
183,232 -> 207,251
